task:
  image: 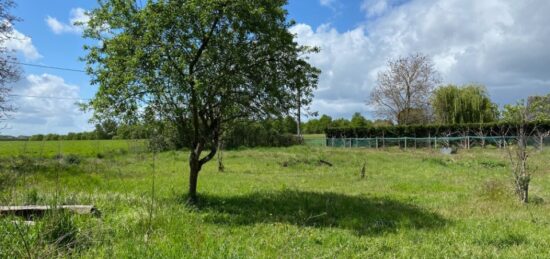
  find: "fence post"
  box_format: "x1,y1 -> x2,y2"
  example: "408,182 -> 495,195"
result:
467,136 -> 470,149
434,136 -> 437,149
375,137 -> 378,149
405,137 -> 407,150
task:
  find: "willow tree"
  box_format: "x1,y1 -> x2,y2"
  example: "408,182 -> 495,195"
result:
431,84 -> 499,124
83,0 -> 319,203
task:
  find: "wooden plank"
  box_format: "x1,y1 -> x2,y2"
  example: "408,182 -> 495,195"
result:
0,205 -> 100,219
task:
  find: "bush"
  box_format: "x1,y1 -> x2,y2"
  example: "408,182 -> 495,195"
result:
224,121 -> 302,149
62,154 -> 81,165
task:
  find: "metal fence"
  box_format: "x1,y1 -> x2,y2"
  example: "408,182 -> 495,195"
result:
305,136 -> 550,150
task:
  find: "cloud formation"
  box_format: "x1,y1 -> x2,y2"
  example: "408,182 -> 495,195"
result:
319,0 -> 336,8
4,74 -> 92,135
3,29 -> 42,61
46,8 -> 89,35
293,0 -> 550,119
361,0 -> 390,17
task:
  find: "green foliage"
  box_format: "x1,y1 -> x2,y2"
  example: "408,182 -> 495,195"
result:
94,119 -> 118,140
303,114 -> 333,134
303,113 -> 375,134
83,0 -> 320,199
224,118 -> 302,149
351,112 -> 371,128
83,0 -> 319,145
30,134 -> 44,141
432,84 -> 499,124
527,94 -> 550,121
503,94 -> 550,123
62,154 -> 81,165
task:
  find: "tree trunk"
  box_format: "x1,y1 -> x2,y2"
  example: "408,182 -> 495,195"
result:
188,150 -> 201,204
217,139 -> 224,173
296,88 -> 302,139
522,184 -> 529,203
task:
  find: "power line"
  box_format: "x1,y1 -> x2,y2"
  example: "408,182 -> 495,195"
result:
8,94 -> 91,101
7,61 -> 87,73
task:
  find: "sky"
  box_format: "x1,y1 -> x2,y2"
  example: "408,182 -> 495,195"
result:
2,0 -> 550,136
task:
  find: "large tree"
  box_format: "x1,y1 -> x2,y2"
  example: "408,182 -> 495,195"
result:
502,94 -> 550,123
369,53 -> 440,125
350,112 -> 371,128
0,0 -> 20,126
431,84 -> 499,124
83,0 -> 319,203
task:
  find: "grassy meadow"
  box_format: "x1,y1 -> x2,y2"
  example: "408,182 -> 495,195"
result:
1,139 -> 550,258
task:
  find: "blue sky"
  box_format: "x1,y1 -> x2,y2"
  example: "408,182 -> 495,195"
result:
10,0 -> 366,100
3,0 -> 550,135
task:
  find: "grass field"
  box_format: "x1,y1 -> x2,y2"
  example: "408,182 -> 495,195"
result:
1,140 -> 550,258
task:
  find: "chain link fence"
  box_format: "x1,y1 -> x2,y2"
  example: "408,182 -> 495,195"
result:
305,136 -> 550,150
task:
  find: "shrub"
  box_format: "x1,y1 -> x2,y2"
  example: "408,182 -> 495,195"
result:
63,154 -> 81,165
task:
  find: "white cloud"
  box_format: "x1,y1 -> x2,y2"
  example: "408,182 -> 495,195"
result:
320,0 -> 336,7
361,0 -> 390,17
3,74 -> 92,135
3,29 -> 42,61
46,8 -> 89,35
292,0 -> 550,119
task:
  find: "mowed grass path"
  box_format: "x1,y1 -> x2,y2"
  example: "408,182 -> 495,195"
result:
1,141 -> 550,258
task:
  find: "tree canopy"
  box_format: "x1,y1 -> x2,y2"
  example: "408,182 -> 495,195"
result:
502,94 -> 550,123
431,84 -> 499,124
83,0 -> 320,202
369,53 -> 440,125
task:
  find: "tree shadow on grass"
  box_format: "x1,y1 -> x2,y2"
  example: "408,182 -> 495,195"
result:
194,190 -> 448,236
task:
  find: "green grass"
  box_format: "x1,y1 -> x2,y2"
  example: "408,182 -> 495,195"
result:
0,139 -> 147,157
1,141 -> 550,258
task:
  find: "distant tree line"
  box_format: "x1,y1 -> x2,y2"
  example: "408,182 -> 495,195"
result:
301,113 -> 392,134
20,117 -> 304,149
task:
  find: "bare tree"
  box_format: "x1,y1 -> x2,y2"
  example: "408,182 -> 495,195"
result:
504,101 -> 538,203
369,53 -> 440,125
0,0 -> 21,127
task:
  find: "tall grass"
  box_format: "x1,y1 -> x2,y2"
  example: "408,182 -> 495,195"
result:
1,142 -> 549,257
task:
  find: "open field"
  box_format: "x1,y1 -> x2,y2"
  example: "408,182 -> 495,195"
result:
0,140 -> 148,158
1,141 -> 550,258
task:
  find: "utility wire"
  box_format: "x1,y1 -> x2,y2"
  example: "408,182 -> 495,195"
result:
7,61 -> 87,73
5,62 -> 91,101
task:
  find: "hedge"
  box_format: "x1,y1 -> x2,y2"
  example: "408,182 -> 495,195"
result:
325,121 -> 550,138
